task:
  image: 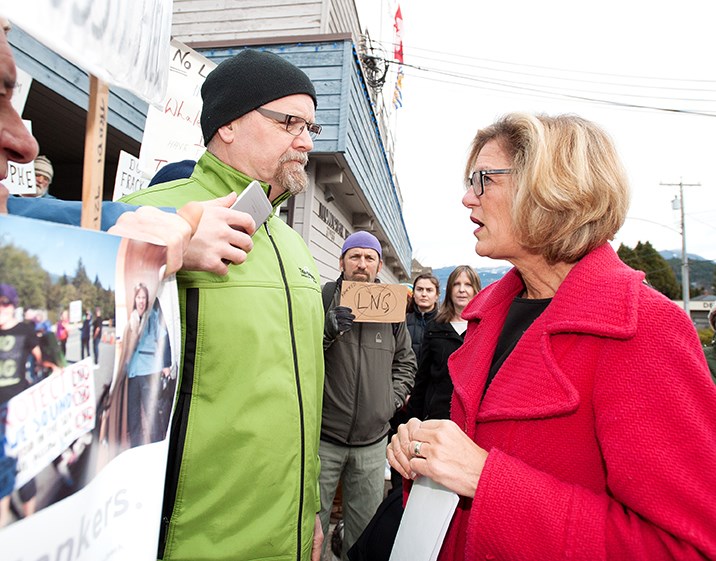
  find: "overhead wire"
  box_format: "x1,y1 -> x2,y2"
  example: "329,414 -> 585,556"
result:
362,38 -> 716,117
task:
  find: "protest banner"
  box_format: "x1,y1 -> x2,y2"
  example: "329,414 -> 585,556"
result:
139,39 -> 216,177
4,1 -> 171,105
0,214 -> 181,560
340,281 -> 408,323
2,361 -> 97,489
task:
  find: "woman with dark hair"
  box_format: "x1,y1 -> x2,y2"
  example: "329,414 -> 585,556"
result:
405,273 -> 440,361
407,266 -> 481,421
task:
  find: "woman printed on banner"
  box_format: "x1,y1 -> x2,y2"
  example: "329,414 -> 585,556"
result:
98,282 -> 149,456
125,294 -> 173,447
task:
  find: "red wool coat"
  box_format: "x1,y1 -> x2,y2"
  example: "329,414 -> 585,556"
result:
440,243 -> 716,561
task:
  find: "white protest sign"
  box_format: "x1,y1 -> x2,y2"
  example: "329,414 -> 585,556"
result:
3,120 -> 36,196
2,360 -> 96,489
139,39 -> 216,177
5,1 -> 172,105
113,151 -> 150,201
69,300 -> 83,324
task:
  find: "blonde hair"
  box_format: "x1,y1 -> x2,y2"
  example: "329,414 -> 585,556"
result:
464,113 -> 630,264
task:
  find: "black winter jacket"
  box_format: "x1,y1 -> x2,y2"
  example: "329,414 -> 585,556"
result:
406,320 -> 464,420
405,308 -> 437,362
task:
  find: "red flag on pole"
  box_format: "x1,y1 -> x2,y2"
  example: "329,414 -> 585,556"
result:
393,5 -> 404,63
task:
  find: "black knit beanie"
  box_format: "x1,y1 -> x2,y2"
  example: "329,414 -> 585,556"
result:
200,49 -> 318,145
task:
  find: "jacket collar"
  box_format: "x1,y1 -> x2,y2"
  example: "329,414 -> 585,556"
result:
462,244 -> 645,339
454,244 -> 646,423
195,151 -> 287,214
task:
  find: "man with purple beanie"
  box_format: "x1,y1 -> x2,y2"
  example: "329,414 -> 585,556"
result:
318,231 -> 416,559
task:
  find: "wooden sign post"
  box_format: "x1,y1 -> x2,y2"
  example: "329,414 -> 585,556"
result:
80,75 -> 109,230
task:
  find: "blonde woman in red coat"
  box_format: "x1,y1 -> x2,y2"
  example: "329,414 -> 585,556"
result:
388,113 -> 716,561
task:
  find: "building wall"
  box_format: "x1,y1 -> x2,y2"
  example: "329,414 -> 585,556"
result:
9,26 -> 147,200
197,38 -> 412,280
172,0 -> 361,45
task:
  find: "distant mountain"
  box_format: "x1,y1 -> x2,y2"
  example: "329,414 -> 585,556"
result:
431,264 -> 511,299
662,254 -> 715,294
428,249 -> 714,299
659,249 -> 713,262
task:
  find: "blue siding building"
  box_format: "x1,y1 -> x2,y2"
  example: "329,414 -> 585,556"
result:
9,24 -> 413,282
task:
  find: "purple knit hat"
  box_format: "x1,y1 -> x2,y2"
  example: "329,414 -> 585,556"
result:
341,231 -> 382,259
0,284 -> 19,307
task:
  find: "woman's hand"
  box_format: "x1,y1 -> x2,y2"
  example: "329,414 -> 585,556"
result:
387,418 -> 489,498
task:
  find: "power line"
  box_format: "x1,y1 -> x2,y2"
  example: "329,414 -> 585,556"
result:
370,38 -> 716,85
395,65 -> 716,117
361,37 -> 716,116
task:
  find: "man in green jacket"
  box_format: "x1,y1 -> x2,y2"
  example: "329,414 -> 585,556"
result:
121,50 -> 325,561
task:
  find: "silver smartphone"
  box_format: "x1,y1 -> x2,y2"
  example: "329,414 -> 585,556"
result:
230,180 -> 273,234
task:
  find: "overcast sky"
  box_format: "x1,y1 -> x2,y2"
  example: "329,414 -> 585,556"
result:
356,0 -> 716,269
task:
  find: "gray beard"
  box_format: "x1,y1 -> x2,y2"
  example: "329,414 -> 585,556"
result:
275,152 -> 309,196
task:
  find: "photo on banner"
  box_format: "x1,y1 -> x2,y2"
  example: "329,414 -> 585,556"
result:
0,214 -> 181,560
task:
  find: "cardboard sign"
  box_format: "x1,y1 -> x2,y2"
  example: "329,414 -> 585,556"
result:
340,282 -> 408,323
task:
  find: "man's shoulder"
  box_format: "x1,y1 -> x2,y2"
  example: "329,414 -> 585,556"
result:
11,321 -> 36,336
121,178 -> 202,206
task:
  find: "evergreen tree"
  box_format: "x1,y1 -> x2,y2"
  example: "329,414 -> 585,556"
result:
72,258 -> 91,289
0,242 -> 50,309
634,241 -> 680,299
617,244 -> 644,271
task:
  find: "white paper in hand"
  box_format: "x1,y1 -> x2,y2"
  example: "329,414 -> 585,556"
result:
389,477 -> 459,561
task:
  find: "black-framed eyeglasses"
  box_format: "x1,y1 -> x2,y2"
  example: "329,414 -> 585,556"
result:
255,107 -> 322,139
468,169 -> 513,197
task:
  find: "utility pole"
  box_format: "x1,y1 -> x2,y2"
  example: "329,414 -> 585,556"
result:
660,179 -> 700,313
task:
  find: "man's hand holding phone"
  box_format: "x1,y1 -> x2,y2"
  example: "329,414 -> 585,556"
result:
182,182 -> 272,275
181,193 -> 254,274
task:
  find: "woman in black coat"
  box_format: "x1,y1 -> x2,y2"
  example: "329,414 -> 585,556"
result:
407,265 -> 481,420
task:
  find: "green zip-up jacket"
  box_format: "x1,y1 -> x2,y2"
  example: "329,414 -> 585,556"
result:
121,151 -> 324,561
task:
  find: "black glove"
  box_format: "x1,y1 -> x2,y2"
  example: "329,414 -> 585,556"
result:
325,306 -> 355,340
